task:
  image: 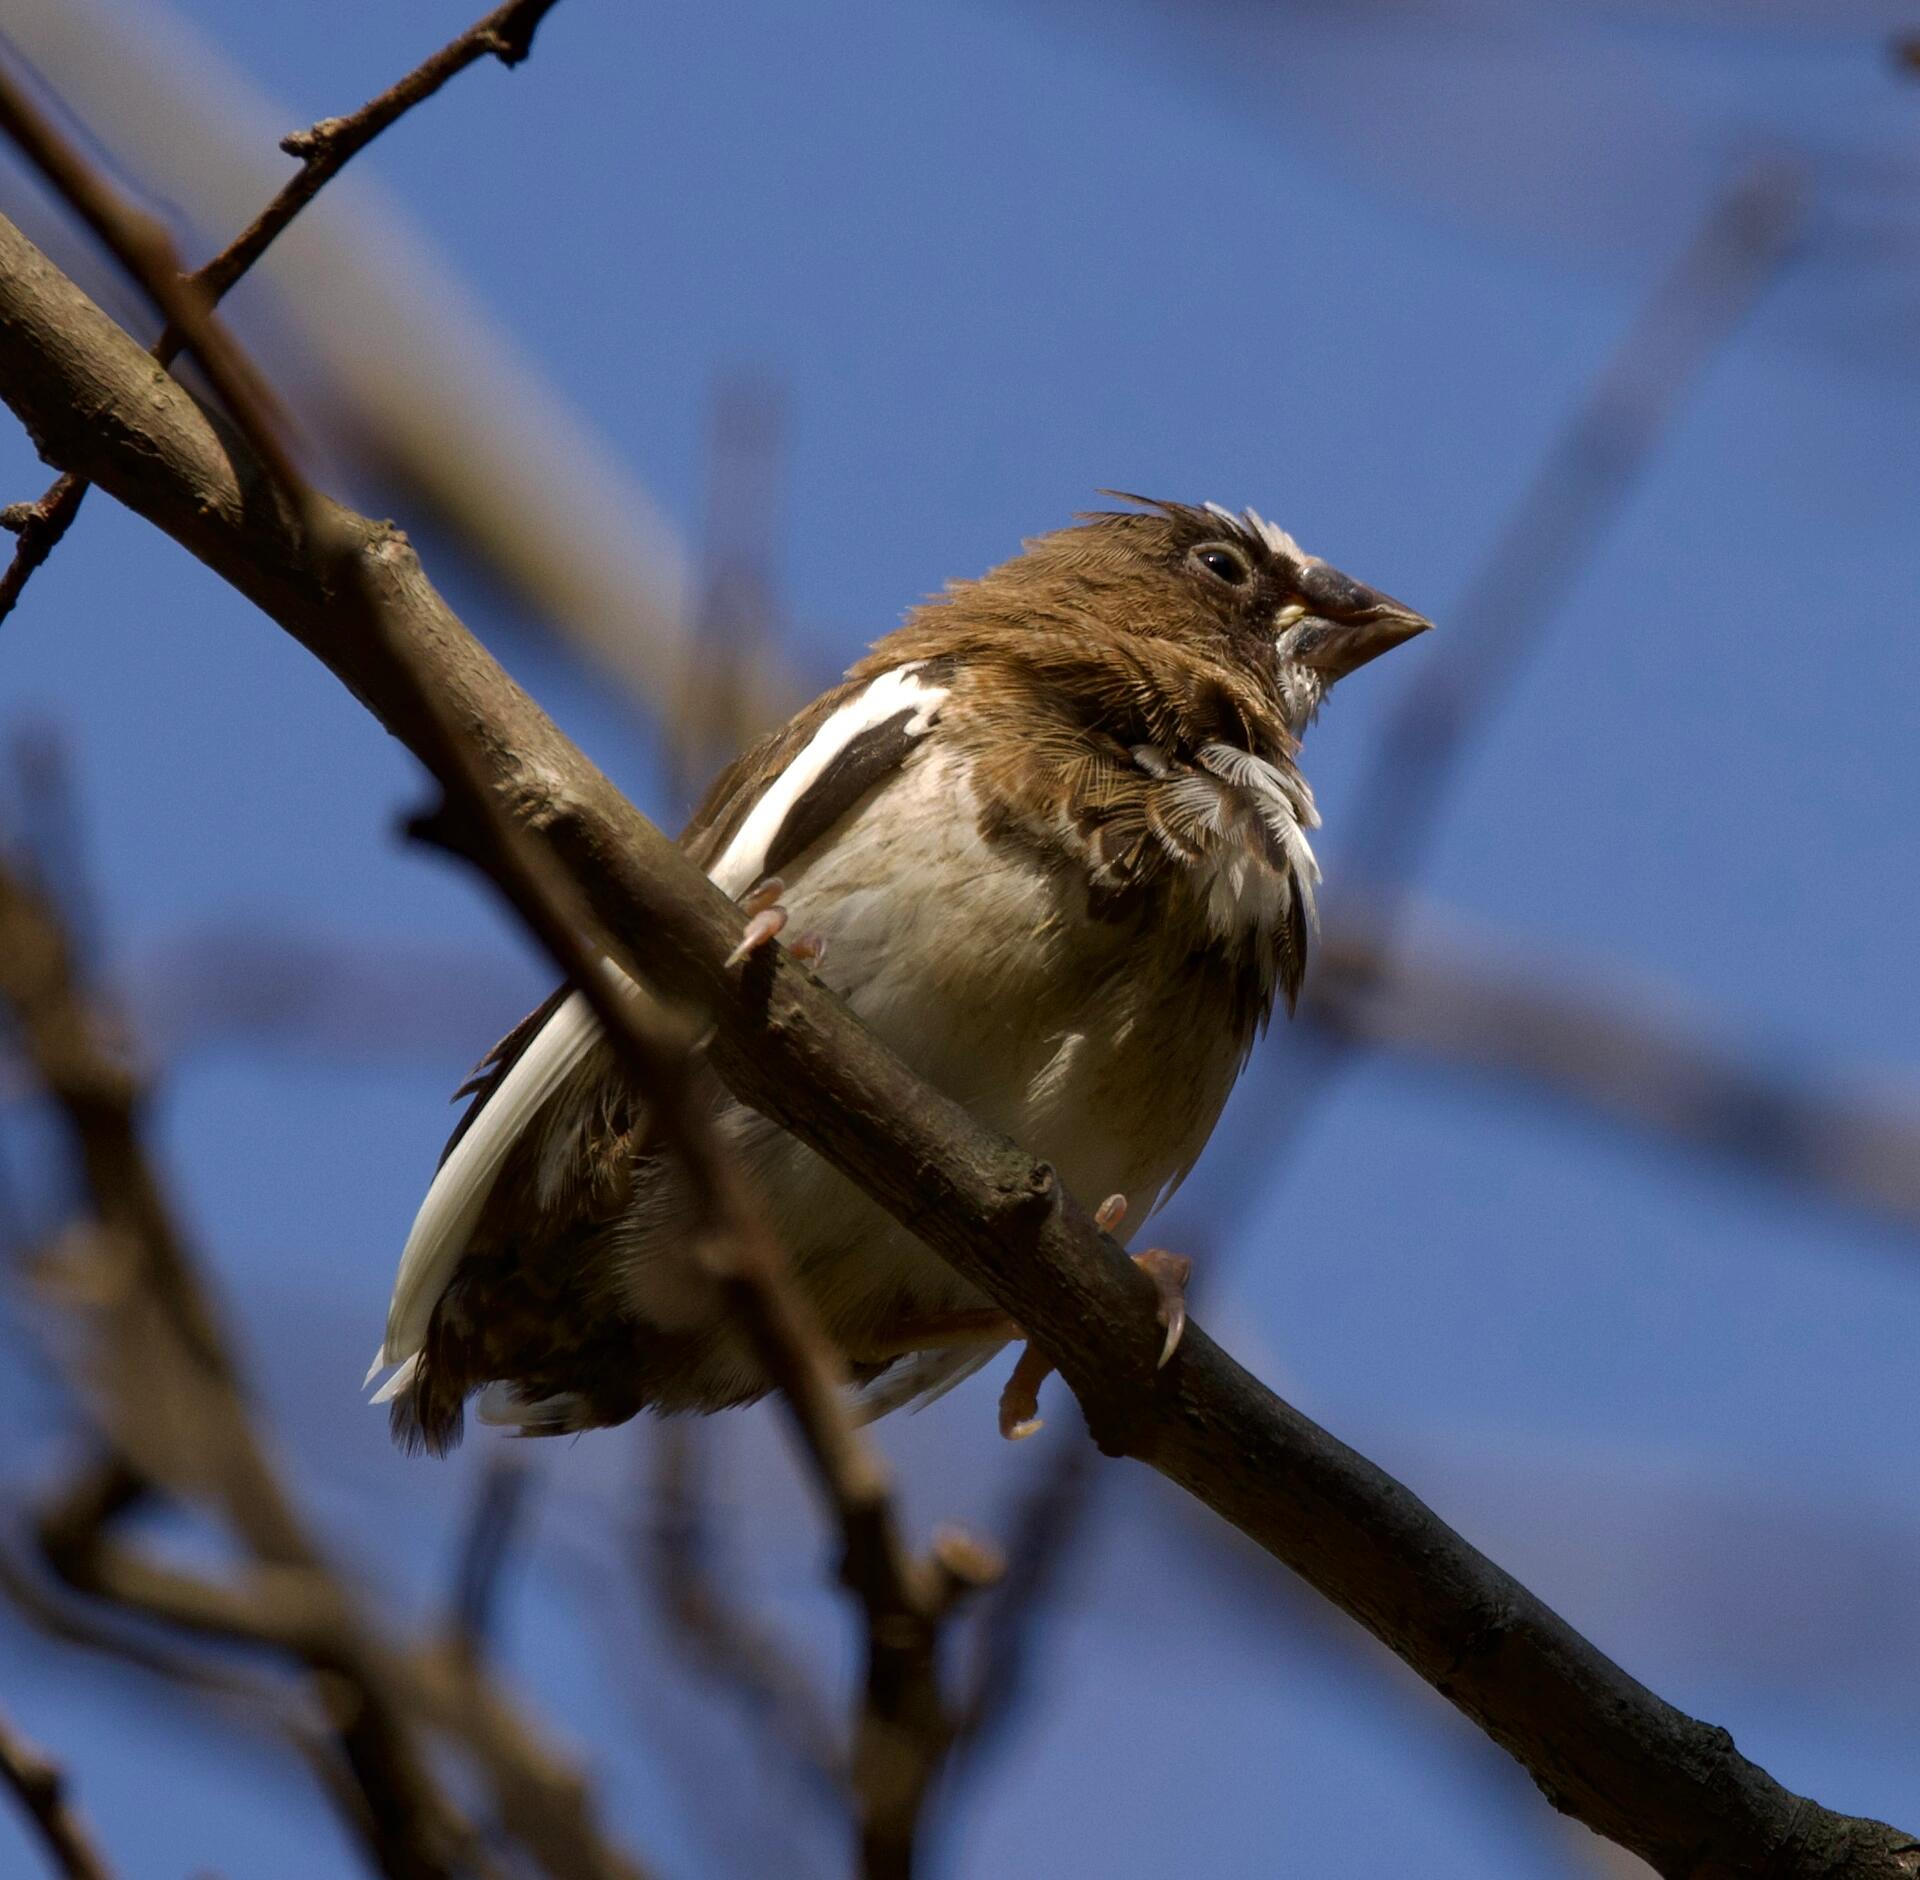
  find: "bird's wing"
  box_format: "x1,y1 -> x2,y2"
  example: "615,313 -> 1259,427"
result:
682,659 -> 954,892
372,660 -> 956,1378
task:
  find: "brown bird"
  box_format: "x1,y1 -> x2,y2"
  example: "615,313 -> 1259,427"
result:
366,497 -> 1431,1452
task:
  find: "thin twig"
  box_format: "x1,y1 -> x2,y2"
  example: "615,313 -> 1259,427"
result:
0,1707 -> 114,1880
197,0 -> 563,304
449,1451 -> 535,1660
0,0 -> 565,627
639,1424 -> 847,1790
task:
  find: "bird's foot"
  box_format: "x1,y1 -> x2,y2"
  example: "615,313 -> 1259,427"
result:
996,1242 -> 1194,1441
997,1342 -> 1053,1442
726,875 -> 788,966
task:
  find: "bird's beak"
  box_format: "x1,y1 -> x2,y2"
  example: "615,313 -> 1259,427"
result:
1286,563 -> 1433,682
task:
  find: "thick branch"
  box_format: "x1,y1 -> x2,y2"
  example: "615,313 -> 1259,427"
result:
0,215 -> 1912,1878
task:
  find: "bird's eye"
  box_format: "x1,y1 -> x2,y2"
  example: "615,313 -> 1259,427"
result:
1190,542 -> 1253,589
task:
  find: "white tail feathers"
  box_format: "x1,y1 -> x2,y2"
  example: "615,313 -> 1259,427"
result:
374,985 -> 609,1375
369,1352 -> 420,1404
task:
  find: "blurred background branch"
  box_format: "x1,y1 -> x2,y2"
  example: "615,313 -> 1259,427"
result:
0,837 -> 652,1880
0,1705 -> 112,1880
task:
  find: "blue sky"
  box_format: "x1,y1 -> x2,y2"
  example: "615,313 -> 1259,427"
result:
2,3 -> 1918,1874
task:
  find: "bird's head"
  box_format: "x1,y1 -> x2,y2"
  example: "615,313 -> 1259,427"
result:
942,495 -> 1433,734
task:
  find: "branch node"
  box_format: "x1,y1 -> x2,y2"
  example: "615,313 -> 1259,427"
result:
278,117 -> 346,161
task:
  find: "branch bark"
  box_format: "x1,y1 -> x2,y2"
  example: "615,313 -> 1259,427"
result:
0,214 -> 1912,1879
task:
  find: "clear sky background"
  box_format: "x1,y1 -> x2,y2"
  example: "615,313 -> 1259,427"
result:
1,2 -> 1917,1875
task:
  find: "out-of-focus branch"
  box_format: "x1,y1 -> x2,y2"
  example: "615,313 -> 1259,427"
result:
670,372 -> 790,797
449,1452 -> 535,1661
640,1424 -> 847,1789
1,217 -> 1912,1879
1345,157 -> 1803,909
0,0 -> 566,626
0,1707 -> 113,1880
0,849 -> 653,1880
0,863 -> 485,1879
1313,905 -> 1920,1234
946,1430 -> 1090,1801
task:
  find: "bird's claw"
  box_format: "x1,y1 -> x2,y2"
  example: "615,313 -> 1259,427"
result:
738,875 -> 785,917
726,876 -> 788,966
1133,1248 -> 1192,1369
994,1244 -> 1193,1440
1094,1192 -> 1128,1233
787,931 -> 828,968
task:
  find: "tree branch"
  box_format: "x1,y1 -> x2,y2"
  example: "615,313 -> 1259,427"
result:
0,215 -> 1912,1877
0,1707 -> 114,1880
0,851 -> 651,1880
1312,903 -> 1920,1235
638,1425 -> 848,1791
0,0 -> 566,627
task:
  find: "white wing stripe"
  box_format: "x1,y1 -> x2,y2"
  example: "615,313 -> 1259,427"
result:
708,663 -> 948,896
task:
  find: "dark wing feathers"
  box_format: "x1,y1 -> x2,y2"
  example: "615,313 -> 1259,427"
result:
764,706 -> 918,878
679,675 -> 869,874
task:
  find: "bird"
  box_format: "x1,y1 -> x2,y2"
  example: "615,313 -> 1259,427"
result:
366,495 -> 1431,1453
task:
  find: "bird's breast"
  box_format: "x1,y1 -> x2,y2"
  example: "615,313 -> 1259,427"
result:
773,742 -> 1255,1215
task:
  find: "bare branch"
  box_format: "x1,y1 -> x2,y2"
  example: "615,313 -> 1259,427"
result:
201,0 -> 564,303
0,1707 -> 114,1880
0,215 -> 1911,1878
0,0 -> 566,626
638,1425 -> 847,1789
0,854 -> 651,1880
